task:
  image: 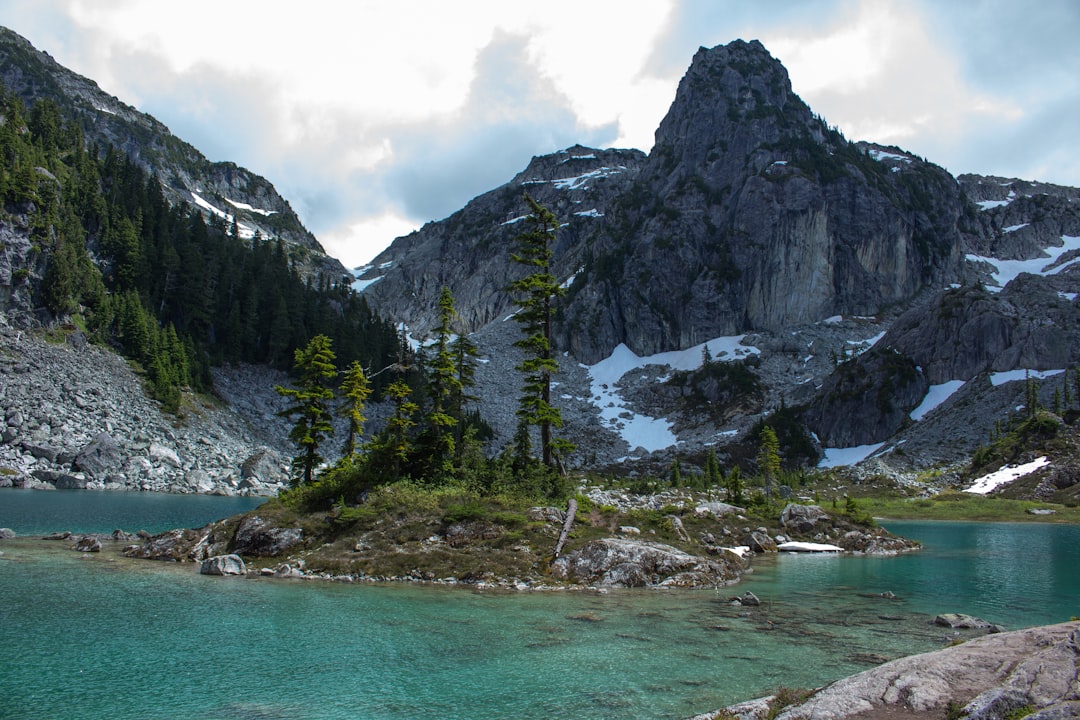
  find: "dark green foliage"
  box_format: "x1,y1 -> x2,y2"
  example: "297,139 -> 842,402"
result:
507,193 -> 573,473
0,87 -> 400,412
275,335 -> 338,486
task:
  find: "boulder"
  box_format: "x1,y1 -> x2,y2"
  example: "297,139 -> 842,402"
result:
186,469 -> 215,494
748,531 -> 778,553
148,442 -> 181,468
31,469 -> 86,489
694,502 -> 744,519
779,503 -> 830,533
73,535 -> 101,552
0,528 -> 14,539
733,591 -> 761,607
200,554 -> 247,576
232,516 -> 304,557
550,538 -> 742,588
934,613 -> 995,630
73,432 -> 124,478
240,448 -> 286,485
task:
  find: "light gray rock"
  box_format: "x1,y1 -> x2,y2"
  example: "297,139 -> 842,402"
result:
200,554 -> 247,576
148,442 -> 181,468
241,447 -> 285,484
768,622 -> 1080,719
748,531 -> 778,553
550,537 -> 743,588
694,502 -> 744,518
0,527 -> 14,539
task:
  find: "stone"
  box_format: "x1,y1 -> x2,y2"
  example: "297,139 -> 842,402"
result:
733,591 -> 761,607
550,537 -> 743,588
748,531 -> 778,553
148,442 -> 181,468
0,527 -> 14,539
200,554 -> 247,576
935,613 -> 995,629
73,432 -> 124,478
31,469 -> 85,489
240,447 -> 285,484
73,535 -> 101,552
694,502 -> 744,519
779,503 -> 830,533
186,469 -> 215,494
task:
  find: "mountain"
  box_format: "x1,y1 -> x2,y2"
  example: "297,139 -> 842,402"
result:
0,27 -> 346,281
356,40 -> 1080,483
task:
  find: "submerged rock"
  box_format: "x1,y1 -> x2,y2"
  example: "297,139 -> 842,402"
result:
934,613 -> 997,630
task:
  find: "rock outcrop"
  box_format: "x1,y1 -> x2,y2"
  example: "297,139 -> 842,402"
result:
550,537 -> 745,588
697,621 -> 1080,720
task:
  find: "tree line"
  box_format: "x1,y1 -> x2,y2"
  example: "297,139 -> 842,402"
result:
0,89 -> 401,412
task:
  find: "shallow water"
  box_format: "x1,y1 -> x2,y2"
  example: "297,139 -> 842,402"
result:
1,493 -> 1077,719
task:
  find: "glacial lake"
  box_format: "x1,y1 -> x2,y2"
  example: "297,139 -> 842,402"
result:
1,490 -> 1078,720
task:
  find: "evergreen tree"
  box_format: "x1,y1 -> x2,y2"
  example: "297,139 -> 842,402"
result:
275,335 -> 338,485
724,465 -> 744,505
423,287 -> 463,476
758,425 -> 781,503
384,378 -> 419,478
705,448 -> 721,489
670,456 -> 682,488
338,360 -> 372,460
507,193 -> 571,470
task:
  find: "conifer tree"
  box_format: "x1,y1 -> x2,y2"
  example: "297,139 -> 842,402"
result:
275,334 -> 338,485
758,425 -> 781,502
424,287 -> 463,476
339,360 -> 371,460
507,193 -> 571,470
384,378 -> 419,477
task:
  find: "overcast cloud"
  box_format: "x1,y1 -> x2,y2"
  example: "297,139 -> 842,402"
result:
2,0 -> 1078,267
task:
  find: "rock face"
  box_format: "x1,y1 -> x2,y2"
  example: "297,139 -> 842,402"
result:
359,41 -> 966,365
766,622 -> 1080,720
550,537 -> 744,587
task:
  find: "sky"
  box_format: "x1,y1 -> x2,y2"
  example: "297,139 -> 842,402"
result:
3,0 -> 1079,268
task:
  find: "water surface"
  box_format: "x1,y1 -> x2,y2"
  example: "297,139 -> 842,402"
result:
1,494 -> 1077,720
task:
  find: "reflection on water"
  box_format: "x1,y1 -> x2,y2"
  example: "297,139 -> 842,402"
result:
1,496 -> 1077,720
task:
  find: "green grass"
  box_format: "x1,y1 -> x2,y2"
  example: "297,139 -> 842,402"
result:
859,492 -> 1080,523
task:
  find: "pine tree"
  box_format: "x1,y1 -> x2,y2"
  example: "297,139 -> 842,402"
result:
724,465 -> 744,506
758,425 -> 781,503
424,287 -> 463,476
275,335 -> 338,485
384,378 -> 419,477
338,360 -> 371,460
670,456 -> 682,488
507,193 -> 571,470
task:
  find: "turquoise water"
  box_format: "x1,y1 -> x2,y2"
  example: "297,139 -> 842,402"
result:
1,493 -> 1078,720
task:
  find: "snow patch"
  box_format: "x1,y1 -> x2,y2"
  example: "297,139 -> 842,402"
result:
552,166 -> 625,191
501,215 -> 528,226
1002,223 -> 1029,234
573,209 -> 604,218
910,380 -> 966,421
584,336 -> 760,453
989,369 -> 1066,387
351,275 -> 383,292
818,443 -> 886,469
964,457 -> 1050,494
778,541 -> 843,553
225,198 -> 276,217
966,235 -> 1080,290
868,149 -> 913,164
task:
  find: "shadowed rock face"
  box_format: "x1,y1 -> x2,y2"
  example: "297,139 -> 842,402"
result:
359,40 -> 968,365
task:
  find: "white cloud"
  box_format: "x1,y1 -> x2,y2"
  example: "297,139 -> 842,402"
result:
3,0 -> 1078,267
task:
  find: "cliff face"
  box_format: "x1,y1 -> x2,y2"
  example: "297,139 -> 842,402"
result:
0,27 -> 345,281
359,41 -> 970,363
